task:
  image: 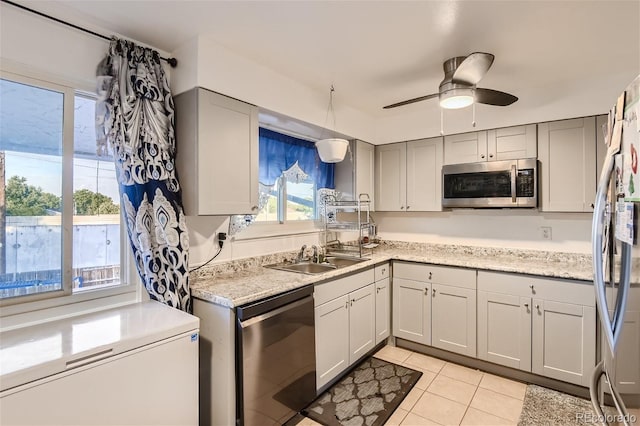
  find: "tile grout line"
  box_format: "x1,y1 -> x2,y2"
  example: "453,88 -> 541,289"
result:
457,371 -> 483,425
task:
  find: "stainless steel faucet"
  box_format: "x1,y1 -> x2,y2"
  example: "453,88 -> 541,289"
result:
296,245 -> 307,263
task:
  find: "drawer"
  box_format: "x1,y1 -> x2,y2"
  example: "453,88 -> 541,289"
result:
478,270 -> 594,306
393,262 -> 476,289
375,263 -> 390,282
314,268 -> 375,307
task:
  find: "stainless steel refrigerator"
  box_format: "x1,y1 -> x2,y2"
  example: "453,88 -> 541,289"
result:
591,74 -> 640,426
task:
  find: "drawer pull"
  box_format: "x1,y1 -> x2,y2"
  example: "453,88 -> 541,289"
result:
428,272 -> 433,280
382,268 -> 386,274
432,289 -> 436,296
345,301 -> 349,309
424,288 -> 429,295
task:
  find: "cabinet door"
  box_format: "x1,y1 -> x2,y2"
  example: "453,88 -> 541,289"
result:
176,88 -> 259,215
532,299 -> 596,386
356,140 -> 376,210
392,278 -> 431,345
444,131 -> 488,164
487,124 -> 537,161
348,284 -> 376,364
613,310 -> 640,394
431,283 -> 476,357
595,114 -> 608,186
478,291 -> 532,371
375,143 -> 406,211
315,295 -> 350,389
375,277 -> 391,345
538,117 -> 596,212
406,137 -> 443,211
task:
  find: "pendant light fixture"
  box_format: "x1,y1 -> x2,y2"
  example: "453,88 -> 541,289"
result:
316,85 -> 349,163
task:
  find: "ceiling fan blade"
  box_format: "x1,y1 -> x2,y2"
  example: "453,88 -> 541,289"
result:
475,88 -> 518,106
383,93 -> 439,109
451,52 -> 495,85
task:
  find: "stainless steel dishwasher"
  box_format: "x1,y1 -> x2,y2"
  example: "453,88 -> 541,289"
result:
235,285 -> 316,426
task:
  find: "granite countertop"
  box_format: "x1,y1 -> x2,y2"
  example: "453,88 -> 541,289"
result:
190,241 -> 596,308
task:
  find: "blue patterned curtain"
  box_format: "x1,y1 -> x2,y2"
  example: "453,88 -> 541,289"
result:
259,127 -> 335,188
96,38 -> 191,313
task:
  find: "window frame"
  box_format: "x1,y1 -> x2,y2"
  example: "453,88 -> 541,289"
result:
0,69 -> 138,323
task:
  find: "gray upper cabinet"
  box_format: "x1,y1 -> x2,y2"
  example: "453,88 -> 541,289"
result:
174,88 -> 259,215
595,114 -> 608,185
375,137 -> 443,212
538,117 -> 596,212
444,125 -> 536,165
444,131 -> 488,165
487,124 -> 537,161
334,140 -> 375,209
375,143 -> 406,211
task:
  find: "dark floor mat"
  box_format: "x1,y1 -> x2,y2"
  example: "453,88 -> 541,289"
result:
301,356 -> 422,426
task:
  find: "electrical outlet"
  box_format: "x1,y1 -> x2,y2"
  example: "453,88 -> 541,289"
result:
540,226 -> 552,240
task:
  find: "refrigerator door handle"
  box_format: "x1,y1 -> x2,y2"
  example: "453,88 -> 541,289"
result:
592,147 -> 632,356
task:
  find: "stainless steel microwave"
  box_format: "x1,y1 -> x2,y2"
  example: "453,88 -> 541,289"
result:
442,158 -> 538,208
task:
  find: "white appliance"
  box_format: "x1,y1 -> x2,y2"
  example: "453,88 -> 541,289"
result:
591,75 -> 640,426
0,301 -> 199,426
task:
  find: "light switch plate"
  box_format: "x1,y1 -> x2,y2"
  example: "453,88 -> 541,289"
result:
540,226 -> 552,240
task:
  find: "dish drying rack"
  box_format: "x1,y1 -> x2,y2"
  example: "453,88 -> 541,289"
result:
323,193 -> 376,258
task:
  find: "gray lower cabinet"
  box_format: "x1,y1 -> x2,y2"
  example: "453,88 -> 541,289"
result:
478,291 -> 532,371
315,295 -> 350,390
374,260 -> 391,345
478,271 -> 596,387
314,269 -> 376,390
392,262 -> 477,357
605,286 -> 640,395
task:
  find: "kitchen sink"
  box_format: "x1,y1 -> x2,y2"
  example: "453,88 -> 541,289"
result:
264,256 -> 368,275
325,256 -> 368,268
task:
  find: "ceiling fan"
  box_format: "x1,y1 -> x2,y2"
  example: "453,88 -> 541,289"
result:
383,52 -> 518,110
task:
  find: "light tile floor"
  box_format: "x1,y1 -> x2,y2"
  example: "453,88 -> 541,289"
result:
299,344 -> 640,426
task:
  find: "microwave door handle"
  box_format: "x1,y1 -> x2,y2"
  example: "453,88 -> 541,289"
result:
511,164 -> 517,203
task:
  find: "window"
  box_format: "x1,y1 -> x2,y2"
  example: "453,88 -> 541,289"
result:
255,127 -> 334,224
0,73 -> 128,307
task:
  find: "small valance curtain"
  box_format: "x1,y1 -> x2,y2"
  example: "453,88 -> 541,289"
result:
96,37 -> 191,313
259,127 -> 335,189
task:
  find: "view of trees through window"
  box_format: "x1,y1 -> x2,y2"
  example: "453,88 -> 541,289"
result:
255,178 -> 316,222
0,78 -> 121,300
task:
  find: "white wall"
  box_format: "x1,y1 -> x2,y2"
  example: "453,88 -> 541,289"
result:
374,210 -> 593,253
171,35 -> 376,143
0,3 -> 171,92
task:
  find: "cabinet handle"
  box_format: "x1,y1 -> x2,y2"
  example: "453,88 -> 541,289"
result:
345,301 -> 349,309
535,304 -> 540,311
489,153 -> 494,158
424,288 -> 429,295
432,289 -> 436,296
251,205 -> 258,211
376,287 -> 381,294
481,154 -> 486,159
590,203 -> 595,209
529,285 -> 534,292
382,268 -> 386,274
406,205 -> 410,210
428,272 -> 433,280
400,206 -> 405,210
524,303 -> 529,309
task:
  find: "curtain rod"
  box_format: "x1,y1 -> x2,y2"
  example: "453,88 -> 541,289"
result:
1,0 -> 178,68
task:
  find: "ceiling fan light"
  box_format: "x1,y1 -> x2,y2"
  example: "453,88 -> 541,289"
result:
439,88 -> 474,109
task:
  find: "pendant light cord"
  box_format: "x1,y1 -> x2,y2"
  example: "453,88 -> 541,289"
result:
320,85 -> 337,140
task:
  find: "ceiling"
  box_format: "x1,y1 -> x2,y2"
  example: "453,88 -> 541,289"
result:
10,0 -> 640,135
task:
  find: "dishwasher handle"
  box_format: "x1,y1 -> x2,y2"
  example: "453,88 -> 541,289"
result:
236,285 -> 313,321
239,295 -> 313,328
